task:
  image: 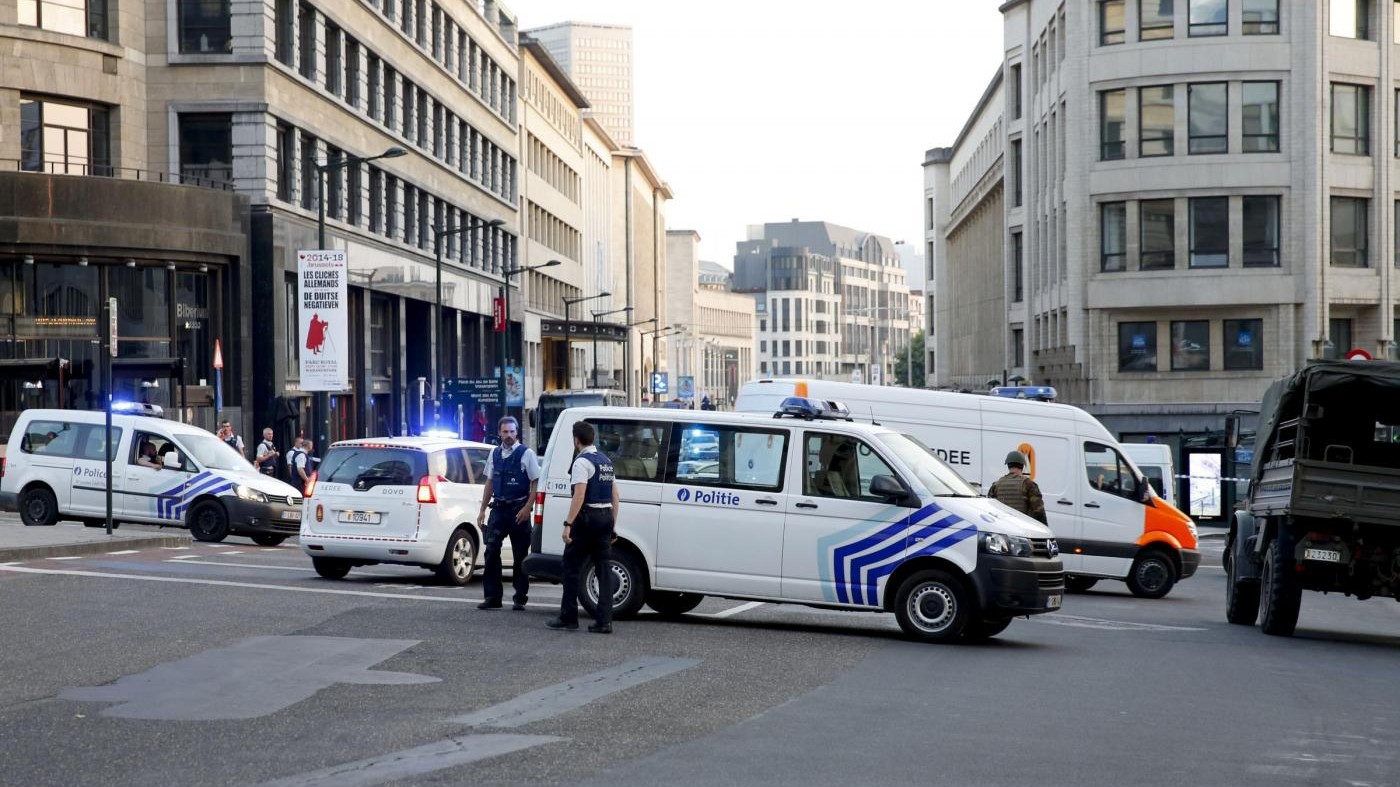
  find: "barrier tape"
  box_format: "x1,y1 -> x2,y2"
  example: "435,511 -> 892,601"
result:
1173,474 -> 1251,482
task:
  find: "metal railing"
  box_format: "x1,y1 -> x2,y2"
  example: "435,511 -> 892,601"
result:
0,159 -> 236,191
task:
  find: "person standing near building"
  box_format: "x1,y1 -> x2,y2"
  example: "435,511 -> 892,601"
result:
254,427 -> 279,477
476,417 -> 540,611
547,421 -> 620,634
290,439 -> 314,489
987,450 -> 1048,524
218,421 -> 245,458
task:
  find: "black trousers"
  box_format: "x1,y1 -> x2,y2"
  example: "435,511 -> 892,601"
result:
558,508 -> 614,625
482,501 -> 530,604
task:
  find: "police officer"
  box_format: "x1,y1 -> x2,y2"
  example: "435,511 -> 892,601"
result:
987,450 -> 1048,524
476,416 -> 541,611
547,420 -> 620,634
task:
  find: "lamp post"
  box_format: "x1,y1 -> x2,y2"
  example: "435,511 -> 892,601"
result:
433,216 -> 504,426
626,317 -> 657,404
498,259 -> 561,425
561,291 -> 611,389
591,305 -> 632,389
315,144 -> 407,455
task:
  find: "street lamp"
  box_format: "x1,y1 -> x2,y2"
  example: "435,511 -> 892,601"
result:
498,259 -> 561,425
591,305 -> 633,389
561,291 -> 611,389
314,144 -> 406,454
433,216 -> 505,424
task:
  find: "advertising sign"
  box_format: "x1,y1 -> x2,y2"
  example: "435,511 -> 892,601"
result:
677,376 -> 695,400
493,366 -> 525,407
493,297 -> 506,332
297,250 -> 349,391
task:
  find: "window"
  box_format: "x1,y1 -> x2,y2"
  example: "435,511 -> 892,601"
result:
297,3 -> 315,80
672,424 -> 786,492
1331,83 -> 1370,155
1140,199 -> 1175,270
19,97 -> 110,176
1171,320 -> 1210,371
1012,231 -> 1024,301
1330,0 -> 1370,39
1224,319 -> 1263,370
1139,86 -> 1175,156
179,114 -> 232,185
1084,442 -> 1141,501
1188,83 -> 1228,154
1100,90 -> 1125,160
368,167 -> 383,232
1189,197 -> 1229,267
1243,0 -> 1279,34
1101,202 -> 1127,271
1100,0 -> 1125,44
1328,317 -> 1354,359
383,67 -> 397,131
1242,82 -> 1280,152
802,433 -> 897,502
1331,196 -> 1369,267
1140,0 -> 1174,39
1012,328 -> 1024,367
275,0 -> 294,64
21,420 -> 80,457
325,24 -> 342,95
285,274 -> 300,373
1010,64 -> 1022,119
1189,0 -> 1226,35
1243,196 -> 1280,267
1011,139 -> 1023,206
345,38 -> 360,108
367,55 -> 380,119
179,0 -> 231,53
299,132 -> 316,210
588,420 -> 671,483
18,0 -> 106,38
276,122 -> 294,202
1396,200 -> 1400,266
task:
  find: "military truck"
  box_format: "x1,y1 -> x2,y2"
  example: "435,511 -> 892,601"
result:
1226,361 -> 1400,636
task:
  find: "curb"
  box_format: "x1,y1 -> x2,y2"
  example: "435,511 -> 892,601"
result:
0,532 -> 190,563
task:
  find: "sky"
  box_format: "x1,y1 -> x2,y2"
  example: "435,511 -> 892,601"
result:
508,0 -> 1005,284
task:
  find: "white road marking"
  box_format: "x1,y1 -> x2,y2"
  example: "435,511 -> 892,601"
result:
168,554 -> 203,560
248,734 -> 563,787
160,546 -> 190,550
47,556 -> 83,561
695,601 -> 765,619
219,551 -> 245,555
106,550 -> 140,555
1030,613 -> 1207,632
167,559 -> 310,572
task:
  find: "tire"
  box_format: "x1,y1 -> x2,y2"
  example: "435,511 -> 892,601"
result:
963,617 -> 1013,641
250,534 -> 287,547
1224,539 -> 1260,626
645,591 -> 705,618
893,569 -> 971,643
435,529 -> 477,586
580,549 -> 647,621
81,518 -> 106,529
187,500 -> 230,543
312,557 -> 352,580
1126,549 -> 1177,599
18,486 -> 58,527
1064,575 -> 1099,593
1258,538 -> 1301,637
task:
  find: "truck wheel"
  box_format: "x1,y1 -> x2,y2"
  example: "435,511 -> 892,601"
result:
1258,539 -> 1301,636
1126,549 -> 1177,599
435,529 -> 477,586
581,549 -> 646,621
1065,575 -> 1098,593
894,570 -> 970,643
188,500 -> 229,542
1224,539 -> 1259,625
645,591 -> 705,618
312,557 -> 352,580
963,617 -> 1012,641
19,486 -> 59,527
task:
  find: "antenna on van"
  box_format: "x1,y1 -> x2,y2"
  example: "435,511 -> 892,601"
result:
867,406 -> 880,427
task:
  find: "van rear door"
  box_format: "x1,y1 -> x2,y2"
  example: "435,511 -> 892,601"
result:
310,446 -> 427,540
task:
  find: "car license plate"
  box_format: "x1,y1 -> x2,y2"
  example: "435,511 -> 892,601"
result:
1304,548 -> 1342,563
281,510 -> 302,522
1047,594 -> 1062,609
339,510 -> 381,524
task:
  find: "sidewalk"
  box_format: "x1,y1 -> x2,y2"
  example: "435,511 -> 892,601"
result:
0,516 -> 189,562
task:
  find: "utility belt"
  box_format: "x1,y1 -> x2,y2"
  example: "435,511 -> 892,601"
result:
490,497 -> 529,509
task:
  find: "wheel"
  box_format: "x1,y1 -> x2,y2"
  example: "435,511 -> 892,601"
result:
1064,575 -> 1098,593
1258,538 -> 1301,637
250,534 -> 287,547
963,617 -> 1013,641
1224,538 -> 1260,626
645,591 -> 705,618
312,557 -> 352,580
81,518 -> 106,529
1126,549 -> 1177,599
580,549 -> 647,621
187,500 -> 230,542
435,529 -> 477,586
893,569 -> 971,643
18,486 -> 58,527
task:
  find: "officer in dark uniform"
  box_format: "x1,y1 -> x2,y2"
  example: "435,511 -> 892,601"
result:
547,420 -> 620,633
476,416 -> 541,610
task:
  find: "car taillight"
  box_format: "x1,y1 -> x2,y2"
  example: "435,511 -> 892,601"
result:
303,470 -> 318,498
417,475 -> 438,504
532,491 -> 545,526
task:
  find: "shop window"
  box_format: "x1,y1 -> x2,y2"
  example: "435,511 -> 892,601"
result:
178,113 -> 233,185
111,266 -> 170,340
175,271 -> 211,384
1119,321 -> 1158,372
370,295 -> 392,377
1224,319 -> 1263,370
1171,320 -> 1210,371
179,0 -> 232,54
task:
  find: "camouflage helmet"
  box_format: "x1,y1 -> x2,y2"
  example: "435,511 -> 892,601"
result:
1004,450 -> 1028,469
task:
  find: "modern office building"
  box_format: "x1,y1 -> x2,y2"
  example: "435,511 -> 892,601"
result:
526,21 -> 634,145
665,231 -> 756,407
926,0 -> 1400,438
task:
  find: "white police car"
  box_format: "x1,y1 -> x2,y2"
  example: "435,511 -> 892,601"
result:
524,398 -> 1065,642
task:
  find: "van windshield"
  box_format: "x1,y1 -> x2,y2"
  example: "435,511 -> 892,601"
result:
178,433 -> 253,472
876,433 -> 981,498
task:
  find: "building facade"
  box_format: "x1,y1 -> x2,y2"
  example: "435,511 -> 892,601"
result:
927,0 -> 1400,436
526,21 -> 634,146
665,231 -> 756,407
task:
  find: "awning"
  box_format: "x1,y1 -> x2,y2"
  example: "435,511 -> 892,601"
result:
111,357 -> 186,378
0,358 -> 64,380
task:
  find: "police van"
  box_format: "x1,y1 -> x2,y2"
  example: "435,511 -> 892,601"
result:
0,406 -> 303,544
523,399 -> 1065,642
736,379 -> 1200,598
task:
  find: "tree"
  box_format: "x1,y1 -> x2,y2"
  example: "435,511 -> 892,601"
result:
894,331 -> 926,387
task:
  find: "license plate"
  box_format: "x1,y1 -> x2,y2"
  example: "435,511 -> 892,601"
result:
1304,548 -> 1342,563
1047,594 -> 1062,609
339,510 -> 381,524
281,510 -> 302,522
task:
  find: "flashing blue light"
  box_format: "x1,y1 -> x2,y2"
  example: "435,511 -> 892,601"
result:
111,401 -> 164,417
989,386 -> 1057,403
423,429 -> 461,439
775,397 -> 852,421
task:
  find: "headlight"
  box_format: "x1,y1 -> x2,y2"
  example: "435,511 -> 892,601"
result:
979,532 -> 1033,557
235,484 -> 268,504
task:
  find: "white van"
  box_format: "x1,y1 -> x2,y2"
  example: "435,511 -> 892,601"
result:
736,380 -> 1200,598
1120,443 -> 1176,508
523,399 -> 1065,643
0,407 -> 303,544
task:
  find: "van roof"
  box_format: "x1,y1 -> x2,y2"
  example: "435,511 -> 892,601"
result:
330,436 -> 495,451
13,408 -> 215,437
558,405 -> 900,436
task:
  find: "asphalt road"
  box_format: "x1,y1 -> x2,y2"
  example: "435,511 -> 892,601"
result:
3,528 -> 1400,787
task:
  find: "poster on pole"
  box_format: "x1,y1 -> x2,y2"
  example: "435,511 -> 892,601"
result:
677,376 -> 695,401
297,250 -> 349,391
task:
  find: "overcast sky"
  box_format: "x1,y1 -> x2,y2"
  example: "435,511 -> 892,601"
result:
509,0 -> 1005,281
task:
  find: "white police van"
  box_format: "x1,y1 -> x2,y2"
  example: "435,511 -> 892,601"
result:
524,398 -> 1065,642
0,406 -> 303,544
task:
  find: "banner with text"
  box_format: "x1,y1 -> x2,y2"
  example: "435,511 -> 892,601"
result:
297,250 -> 349,391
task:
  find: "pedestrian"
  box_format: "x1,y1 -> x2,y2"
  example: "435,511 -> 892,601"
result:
476,416 -> 540,610
547,420 -> 620,634
289,439 -> 313,489
254,427 -> 279,476
218,420 -> 245,458
987,450 -> 1048,524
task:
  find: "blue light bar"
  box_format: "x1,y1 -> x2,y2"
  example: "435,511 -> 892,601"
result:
774,397 -> 853,421
111,402 -> 165,417
989,386 -> 1057,402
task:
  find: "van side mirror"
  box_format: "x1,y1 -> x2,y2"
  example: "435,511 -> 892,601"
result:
163,452 -> 181,469
870,474 -> 913,505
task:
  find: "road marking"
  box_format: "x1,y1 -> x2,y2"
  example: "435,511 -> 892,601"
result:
447,656 -> 701,728
219,551 -> 245,555
1029,613 -> 1207,632
106,550 -> 140,555
167,559 -> 311,572
248,734 -> 562,787
47,556 -> 83,561
695,601 -> 765,619
168,554 -> 203,560
161,546 -> 190,550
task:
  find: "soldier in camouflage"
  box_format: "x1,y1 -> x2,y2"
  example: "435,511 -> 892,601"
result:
987,451 -> 1048,524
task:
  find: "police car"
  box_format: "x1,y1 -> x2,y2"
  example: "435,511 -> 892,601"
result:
524,398 -> 1065,642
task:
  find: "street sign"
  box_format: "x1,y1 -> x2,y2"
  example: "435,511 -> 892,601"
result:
650,372 -> 669,394
108,297 -> 118,357
540,320 -> 628,341
212,339 -> 224,370
443,377 -> 501,405
1346,348 -> 1373,361
493,297 -> 506,332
